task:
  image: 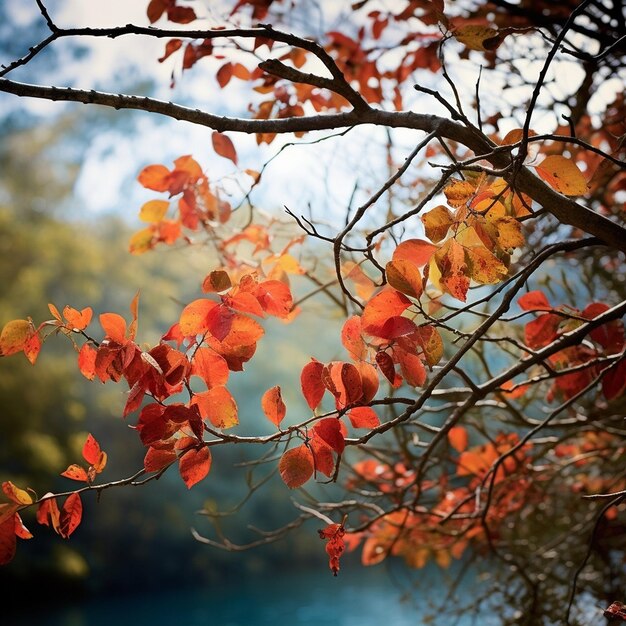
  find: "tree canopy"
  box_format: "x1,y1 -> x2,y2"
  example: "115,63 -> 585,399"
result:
1,1 -> 625,624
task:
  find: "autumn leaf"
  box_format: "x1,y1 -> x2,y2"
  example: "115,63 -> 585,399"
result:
2,481 -> 33,505
261,385 -> 286,427
279,445 -> 314,488
361,288 -> 412,335
58,493 -> 83,539
192,385 -> 238,429
301,359 -> 326,411
421,205 -> 455,243
137,164 -> 171,191
518,290 -> 552,311
448,426 -> 469,453
78,343 -> 97,380
99,313 -> 127,344
313,418 -> 345,454
139,199 -> 169,223
385,259 -> 423,299
392,239 -> 437,267
202,270 -> 232,293
348,406 -> 380,429
179,445 -> 212,489
535,155 -> 588,196
453,25 -> 501,51
63,306 -> 92,331
60,464 -> 89,482
0,515 -> 17,565
179,298 -> 218,336
318,522 -> 346,576
341,316 -> 367,361
212,132 -> 238,165
434,239 -> 470,301
191,347 -> 230,389
0,319 -> 33,357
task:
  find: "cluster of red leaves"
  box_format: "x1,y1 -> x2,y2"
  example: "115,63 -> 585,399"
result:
518,291 -> 626,401
0,433 -> 106,564
318,522 -> 346,576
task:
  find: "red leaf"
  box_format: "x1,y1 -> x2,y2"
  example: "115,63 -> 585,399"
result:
525,313 -> 560,349
14,514 -> 32,540
313,418 -> 345,454
279,445 -> 314,488
348,406 -> 380,429
376,350 -> 397,385
216,62 -> 234,87
167,5 -> 196,24
324,361 -> 363,407
147,0 -> 168,23
301,359 -> 325,410
354,361 -> 379,403
254,280 -> 293,318
0,515 -> 16,565
179,445 -> 212,489
603,359 -> 626,400
212,132 -> 238,165
59,493 -> 82,539
318,523 -> 346,576
36,496 -> 60,532
310,437 -> 335,477
82,434 -> 101,466
518,290 -> 551,311
261,385 -> 286,427
144,446 -> 177,473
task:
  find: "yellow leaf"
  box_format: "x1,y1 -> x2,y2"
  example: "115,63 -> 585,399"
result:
129,227 -> 154,255
139,200 -> 169,223
443,179 -> 476,207
535,155 -> 588,196
421,205 -> 454,243
492,216 -> 525,250
453,25 -> 500,51
465,245 -> 508,284
0,320 -> 32,356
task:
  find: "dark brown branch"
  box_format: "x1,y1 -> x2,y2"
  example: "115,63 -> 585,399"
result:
1,79 -> 625,253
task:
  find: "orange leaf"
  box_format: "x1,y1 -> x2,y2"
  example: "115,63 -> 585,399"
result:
434,239 -> 470,301
261,385 -> 286,427
179,299 -> 218,336
279,445 -> 314,488
2,481 -> 33,505
326,361 -> 363,406
415,325 -> 444,367
63,306 -> 92,331
318,522 -> 346,576
448,426 -> 469,453
179,445 -> 212,489
99,313 -> 127,344
59,493 -> 82,539
535,155 -> 588,196
191,347 -> 229,389
361,288 -> 411,335
220,313 -> 264,347
61,464 -> 89,482
14,513 -> 32,540
78,343 -> 97,380
395,348 -> 426,387
301,359 -> 325,410
355,361 -> 379,403
453,25 -> 500,51
192,385 -> 238,429
392,239 -> 437,267
23,332 -> 41,365
385,260 -> 423,299
212,131 -> 238,165
465,245 -> 508,284
348,406 -> 380,429
443,179 -> 476,207
137,164 -> 171,191
341,316 -> 367,361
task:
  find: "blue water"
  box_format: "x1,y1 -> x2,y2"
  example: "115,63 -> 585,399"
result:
7,566 -> 497,626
